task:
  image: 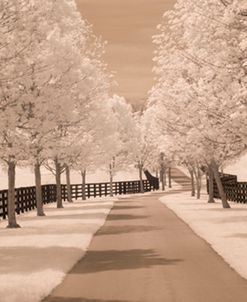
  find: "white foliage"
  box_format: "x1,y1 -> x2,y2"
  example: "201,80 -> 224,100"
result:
148,0 -> 247,168
0,0 -> 114,174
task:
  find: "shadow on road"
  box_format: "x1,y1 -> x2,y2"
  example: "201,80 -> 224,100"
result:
97,225 -> 162,236
113,205 -> 144,210
44,297 -> 139,302
72,249 -> 182,274
107,214 -> 149,221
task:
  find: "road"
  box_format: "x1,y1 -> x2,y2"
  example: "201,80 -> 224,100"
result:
44,169 -> 247,302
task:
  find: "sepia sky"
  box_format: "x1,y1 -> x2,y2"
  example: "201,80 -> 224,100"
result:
76,0 -> 175,106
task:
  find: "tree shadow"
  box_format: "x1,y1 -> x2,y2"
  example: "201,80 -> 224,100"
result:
115,199 -> 137,203
71,249 -> 182,274
113,205 -> 144,210
0,223 -> 102,237
56,205 -> 113,211
68,200 -> 114,206
107,214 -> 149,221
0,246 -> 84,274
23,213 -> 108,222
226,233 -> 247,238
44,297 -> 139,302
97,225 -> 162,236
201,208 -> 247,213
179,202 -> 206,206
216,215 -> 247,223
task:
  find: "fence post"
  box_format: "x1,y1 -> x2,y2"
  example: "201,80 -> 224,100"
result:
94,184 -> 97,198
2,191 -> 7,219
16,189 -> 20,214
123,182 -> 126,195
99,183 -> 102,197
87,184 -> 90,199
105,183 -> 107,196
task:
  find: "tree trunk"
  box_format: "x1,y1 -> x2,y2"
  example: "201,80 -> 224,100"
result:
159,153 -> 165,191
160,167 -> 165,191
55,158 -> 63,208
196,178 -> 201,199
160,169 -> 165,191
35,162 -> 45,216
7,160 -> 20,228
139,164 -> 144,193
211,160 -> 230,208
65,165 -> 72,203
109,164 -> 113,197
193,166 -> 202,200
207,164 -> 215,203
81,170 -> 86,200
164,169 -> 167,186
168,167 -> 172,188
188,168 -> 195,197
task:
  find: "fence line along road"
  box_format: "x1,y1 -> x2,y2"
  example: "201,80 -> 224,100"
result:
0,179 -> 157,220
208,173 -> 247,204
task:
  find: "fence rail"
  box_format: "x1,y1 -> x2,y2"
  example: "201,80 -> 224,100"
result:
208,173 -> 247,204
0,179 -> 155,220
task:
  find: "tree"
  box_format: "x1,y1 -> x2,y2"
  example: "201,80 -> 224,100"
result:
41,0 -> 112,207
148,0 -> 247,208
0,0 -> 113,224
0,0 -> 56,226
125,113 -> 156,193
107,95 -> 136,195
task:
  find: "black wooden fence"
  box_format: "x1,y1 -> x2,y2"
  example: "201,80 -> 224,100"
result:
144,170 -> 159,190
208,173 -> 247,204
0,179 -> 155,219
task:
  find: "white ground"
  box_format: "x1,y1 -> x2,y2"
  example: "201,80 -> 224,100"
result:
0,197 -> 116,302
160,187 -> 247,281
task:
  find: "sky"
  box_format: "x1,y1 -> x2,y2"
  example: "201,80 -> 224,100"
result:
76,0 -> 175,107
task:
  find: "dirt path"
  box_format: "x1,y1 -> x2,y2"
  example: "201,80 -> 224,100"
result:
44,169 -> 247,302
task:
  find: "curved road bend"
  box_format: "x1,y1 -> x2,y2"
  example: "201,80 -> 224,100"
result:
44,168 -> 247,302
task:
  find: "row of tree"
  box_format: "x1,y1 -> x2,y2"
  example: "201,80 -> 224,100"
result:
145,0 -> 247,208
0,0 -> 132,228
0,0 -> 161,229
4,0 -> 245,228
